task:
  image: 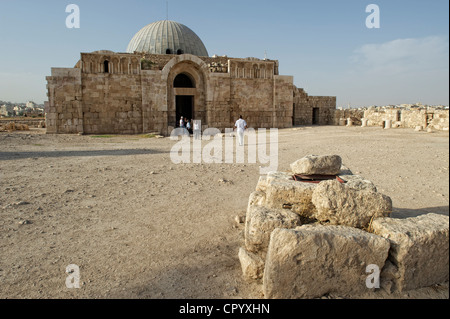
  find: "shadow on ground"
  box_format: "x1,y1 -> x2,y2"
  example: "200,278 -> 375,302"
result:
392,206 -> 449,218
0,149 -> 166,161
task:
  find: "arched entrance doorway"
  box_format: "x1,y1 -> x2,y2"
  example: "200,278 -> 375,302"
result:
174,73 -> 195,127
163,56 -> 208,133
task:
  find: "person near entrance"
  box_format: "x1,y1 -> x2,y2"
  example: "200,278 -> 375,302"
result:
179,116 -> 185,128
186,119 -> 192,135
234,115 -> 248,146
193,120 -> 201,140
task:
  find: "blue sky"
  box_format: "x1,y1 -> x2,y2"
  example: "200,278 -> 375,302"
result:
0,0 -> 448,107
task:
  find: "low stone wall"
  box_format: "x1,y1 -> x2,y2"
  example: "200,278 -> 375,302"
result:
334,109 -> 365,126
428,110 -> 450,131
239,155 -> 449,299
333,107 -> 449,131
0,119 -> 45,129
363,109 -> 401,127
360,108 -> 449,130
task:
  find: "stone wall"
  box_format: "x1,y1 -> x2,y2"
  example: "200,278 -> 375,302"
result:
46,52 -> 336,135
0,119 -> 45,128
46,68 -> 82,134
359,107 -> 449,130
273,76 -> 295,129
334,109 -> 365,126
428,110 -> 449,130
363,108 -> 402,127
293,88 -> 336,126
205,73 -> 232,131
81,73 -> 143,134
141,70 -> 168,135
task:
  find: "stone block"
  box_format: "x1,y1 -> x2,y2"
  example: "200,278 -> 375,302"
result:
263,225 -> 390,299
290,155 -> 342,176
264,174 -> 317,217
247,191 -> 266,211
238,247 -> 265,282
245,205 -> 301,256
255,176 -> 268,193
340,174 -> 378,192
372,213 -> 449,292
311,180 -> 392,229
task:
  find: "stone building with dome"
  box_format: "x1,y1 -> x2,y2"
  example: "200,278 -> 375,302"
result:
45,20 -> 336,135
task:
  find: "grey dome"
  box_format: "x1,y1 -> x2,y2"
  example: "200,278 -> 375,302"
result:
126,20 -> 209,57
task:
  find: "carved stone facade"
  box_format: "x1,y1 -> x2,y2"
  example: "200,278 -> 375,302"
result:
46,51 -> 336,135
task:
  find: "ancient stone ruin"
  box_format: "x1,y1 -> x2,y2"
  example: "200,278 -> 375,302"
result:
239,155 -> 449,299
335,106 -> 449,131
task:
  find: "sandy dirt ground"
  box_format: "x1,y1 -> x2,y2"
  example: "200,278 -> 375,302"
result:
0,126 -> 448,299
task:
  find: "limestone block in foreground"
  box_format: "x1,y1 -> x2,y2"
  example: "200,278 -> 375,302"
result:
238,247 -> 265,281
263,225 -> 390,299
264,174 -> 317,217
372,213 -> 449,292
290,155 -> 342,176
247,191 -> 266,211
245,205 -> 301,256
311,180 -> 392,228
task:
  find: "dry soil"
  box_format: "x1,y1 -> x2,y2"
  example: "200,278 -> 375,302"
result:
0,126 -> 448,299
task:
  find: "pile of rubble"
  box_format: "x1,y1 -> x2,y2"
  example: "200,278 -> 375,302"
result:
239,155 -> 449,299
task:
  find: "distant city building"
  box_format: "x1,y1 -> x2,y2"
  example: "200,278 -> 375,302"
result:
26,101 -> 36,109
0,102 -> 44,117
0,104 -> 14,117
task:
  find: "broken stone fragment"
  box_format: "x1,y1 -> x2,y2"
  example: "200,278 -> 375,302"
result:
290,155 -> 342,176
311,179 -> 392,229
238,247 -> 265,281
14,201 -> 31,206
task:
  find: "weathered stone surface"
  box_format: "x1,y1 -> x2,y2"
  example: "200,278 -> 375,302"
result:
264,175 -> 317,217
311,180 -> 392,228
255,176 -> 268,193
263,225 -> 390,299
245,205 -> 301,256
255,171 -> 293,193
361,107 -> 449,131
266,171 -> 294,183
238,247 -> 265,281
294,88 -> 336,126
340,174 -> 378,192
379,260 -> 401,294
290,155 -> 342,176
247,191 -> 266,211
372,213 -> 449,292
